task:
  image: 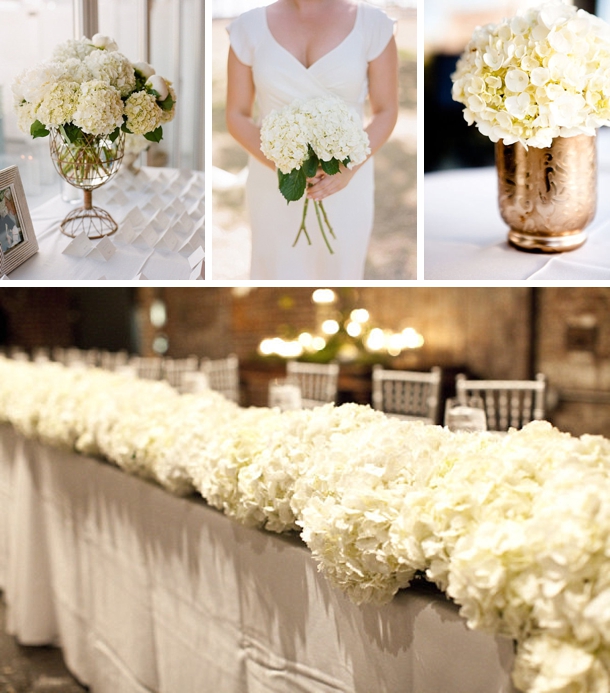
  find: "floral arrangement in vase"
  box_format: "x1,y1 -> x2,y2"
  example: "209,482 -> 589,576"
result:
11,34 -> 177,238
13,33 -> 176,144
450,0 -> 610,252
451,1 -> 610,149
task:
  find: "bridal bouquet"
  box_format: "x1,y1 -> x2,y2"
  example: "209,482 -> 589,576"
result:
12,33 -> 176,145
260,96 -> 370,254
451,1 -> 610,148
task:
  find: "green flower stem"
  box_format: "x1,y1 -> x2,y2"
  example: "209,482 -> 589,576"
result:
292,198 -> 312,247
317,200 -> 336,240
313,200 -> 334,255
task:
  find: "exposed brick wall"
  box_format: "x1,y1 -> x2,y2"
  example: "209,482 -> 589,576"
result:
0,288 -> 72,348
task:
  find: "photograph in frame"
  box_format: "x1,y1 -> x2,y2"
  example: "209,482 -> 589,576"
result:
0,166 -> 38,275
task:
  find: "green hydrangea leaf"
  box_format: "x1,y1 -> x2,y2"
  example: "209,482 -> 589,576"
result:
61,123 -> 86,144
144,126 -> 163,143
158,94 -> 175,112
30,120 -> 50,139
303,151 -> 319,179
320,158 -> 340,175
278,168 -> 306,202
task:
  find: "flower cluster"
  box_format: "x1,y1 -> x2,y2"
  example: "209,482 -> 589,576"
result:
451,1 -> 610,148
260,96 -> 370,175
3,356 -> 610,692
12,33 -> 176,143
260,96 -> 370,253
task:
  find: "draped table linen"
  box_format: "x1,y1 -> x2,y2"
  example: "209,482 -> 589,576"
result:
0,424 -> 517,693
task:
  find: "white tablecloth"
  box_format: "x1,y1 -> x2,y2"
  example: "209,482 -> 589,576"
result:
0,424 -> 518,693
5,167 -> 205,280
424,168 -> 610,280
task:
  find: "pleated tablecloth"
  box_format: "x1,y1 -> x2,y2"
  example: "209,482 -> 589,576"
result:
0,424 -> 517,693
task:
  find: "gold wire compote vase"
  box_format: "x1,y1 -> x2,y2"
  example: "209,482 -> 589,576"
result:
49,127 -> 125,239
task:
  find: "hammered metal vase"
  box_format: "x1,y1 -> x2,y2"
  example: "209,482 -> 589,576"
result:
49,128 -> 125,239
496,134 -> 596,252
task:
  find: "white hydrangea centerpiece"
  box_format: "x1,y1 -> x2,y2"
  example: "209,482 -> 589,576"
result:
451,0 -> 610,148
260,96 -> 370,253
12,32 -> 176,146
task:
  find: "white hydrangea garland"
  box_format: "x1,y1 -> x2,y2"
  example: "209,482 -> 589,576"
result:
451,1 -> 610,148
2,357 -> 610,693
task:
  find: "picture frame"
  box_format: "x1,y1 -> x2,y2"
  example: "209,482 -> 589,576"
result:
0,165 -> 38,275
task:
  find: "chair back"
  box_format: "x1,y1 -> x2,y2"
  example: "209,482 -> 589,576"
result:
163,356 -> 200,391
285,361 -> 339,409
372,365 -> 441,424
130,355 -> 164,381
99,350 -> 130,371
455,373 -> 546,431
201,354 -> 240,403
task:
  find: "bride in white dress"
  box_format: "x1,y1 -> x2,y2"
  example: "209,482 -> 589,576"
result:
226,0 -> 398,280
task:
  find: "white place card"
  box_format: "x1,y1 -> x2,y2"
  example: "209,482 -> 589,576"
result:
165,180 -> 184,197
0,275 -> 9,280
174,212 -> 193,235
142,193 -> 164,215
153,209 -> 171,229
135,272 -> 149,280
124,206 -> 146,228
164,199 -> 183,218
189,260 -> 204,280
114,222 -> 137,245
179,238 -> 197,255
155,229 -> 180,252
134,225 -> 159,249
62,231 -> 92,257
87,236 -> 116,262
188,245 -> 205,269
107,189 -> 129,206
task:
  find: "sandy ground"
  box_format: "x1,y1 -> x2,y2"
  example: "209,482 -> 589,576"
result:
211,8 -> 417,280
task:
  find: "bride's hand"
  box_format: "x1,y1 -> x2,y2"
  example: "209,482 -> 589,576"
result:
306,165 -> 357,201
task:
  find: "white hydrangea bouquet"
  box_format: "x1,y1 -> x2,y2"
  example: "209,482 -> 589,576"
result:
13,33 -> 176,145
451,1 -> 610,149
260,96 -> 370,254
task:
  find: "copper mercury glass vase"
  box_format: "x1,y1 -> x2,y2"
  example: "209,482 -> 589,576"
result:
496,134 -> 596,252
49,127 -> 125,239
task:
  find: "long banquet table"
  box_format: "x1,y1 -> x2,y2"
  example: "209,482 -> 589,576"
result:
0,424 -> 517,693
4,166 -> 205,281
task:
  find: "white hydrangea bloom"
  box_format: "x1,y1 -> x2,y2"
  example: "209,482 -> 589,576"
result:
302,96 -> 370,167
51,37 -> 96,62
85,50 -> 135,97
35,81 -> 79,127
124,90 -> 162,135
12,61 -> 66,107
158,82 -> 177,124
72,80 -> 123,135
260,96 -> 370,174
451,0 -> 610,148
260,102 -> 311,174
14,100 -> 36,134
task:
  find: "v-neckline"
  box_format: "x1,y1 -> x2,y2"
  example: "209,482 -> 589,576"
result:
263,4 -> 360,71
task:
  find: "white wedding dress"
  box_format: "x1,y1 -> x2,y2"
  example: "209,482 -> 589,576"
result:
228,3 -> 395,280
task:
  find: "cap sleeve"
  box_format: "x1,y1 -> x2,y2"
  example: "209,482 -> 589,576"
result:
227,11 -> 257,67
364,6 -> 396,62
